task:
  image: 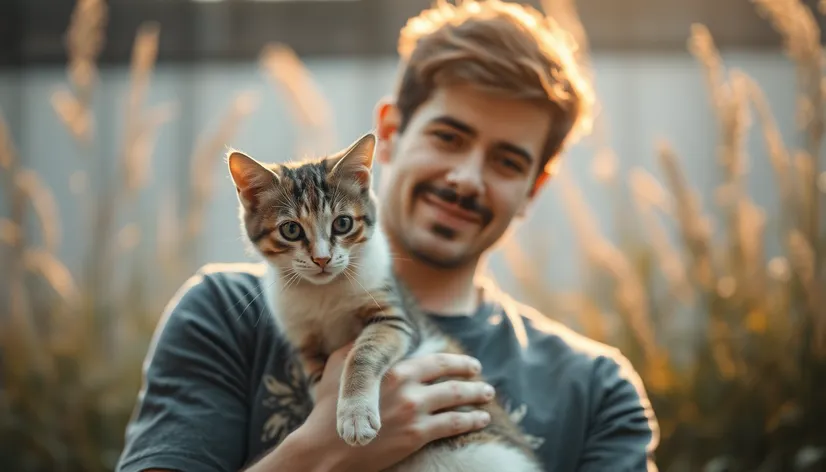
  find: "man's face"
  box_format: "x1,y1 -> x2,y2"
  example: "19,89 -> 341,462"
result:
374,83 -> 551,269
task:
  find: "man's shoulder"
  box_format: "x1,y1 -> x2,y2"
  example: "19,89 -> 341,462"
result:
117,262 -> 274,472
479,278 -> 659,460
153,262 -> 270,338
480,277 -> 646,391
167,262 -> 267,309
190,261 -> 268,291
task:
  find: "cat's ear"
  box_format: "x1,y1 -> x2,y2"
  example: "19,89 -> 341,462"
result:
329,133 -> 376,189
227,150 -> 280,210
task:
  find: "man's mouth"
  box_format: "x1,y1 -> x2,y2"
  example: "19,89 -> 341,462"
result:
421,192 -> 482,224
415,183 -> 493,226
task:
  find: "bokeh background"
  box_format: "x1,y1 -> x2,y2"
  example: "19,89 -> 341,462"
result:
1,0 -> 824,471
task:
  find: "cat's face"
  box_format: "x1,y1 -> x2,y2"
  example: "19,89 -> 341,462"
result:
228,134 -> 377,285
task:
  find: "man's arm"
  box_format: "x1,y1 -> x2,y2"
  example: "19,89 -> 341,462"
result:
577,352 -> 660,472
116,272 -> 257,472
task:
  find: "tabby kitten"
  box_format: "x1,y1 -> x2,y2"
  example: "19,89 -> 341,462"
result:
227,133 -> 542,471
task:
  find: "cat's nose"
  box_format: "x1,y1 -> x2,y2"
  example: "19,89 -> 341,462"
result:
312,256 -> 330,269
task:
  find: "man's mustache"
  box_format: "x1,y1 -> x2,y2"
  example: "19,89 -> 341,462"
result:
416,183 -> 493,224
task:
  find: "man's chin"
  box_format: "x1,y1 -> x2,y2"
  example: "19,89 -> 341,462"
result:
402,233 -> 475,270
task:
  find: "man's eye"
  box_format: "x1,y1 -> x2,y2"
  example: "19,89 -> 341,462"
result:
435,131 -> 456,141
499,156 -> 525,172
433,130 -> 462,147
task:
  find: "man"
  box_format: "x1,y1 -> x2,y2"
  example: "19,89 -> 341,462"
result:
116,1 -> 659,471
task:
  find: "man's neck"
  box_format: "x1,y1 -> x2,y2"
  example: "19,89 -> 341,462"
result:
388,243 -> 480,317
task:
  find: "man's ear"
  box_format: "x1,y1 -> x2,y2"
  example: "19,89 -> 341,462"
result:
329,133 -> 376,189
227,150 -> 280,211
531,169 -> 552,197
517,159 -> 559,217
374,97 -> 400,164
530,157 -> 561,196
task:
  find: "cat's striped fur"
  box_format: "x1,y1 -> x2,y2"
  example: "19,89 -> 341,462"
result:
228,132 -> 542,471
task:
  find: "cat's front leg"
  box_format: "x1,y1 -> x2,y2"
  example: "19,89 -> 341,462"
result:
337,308 -> 414,446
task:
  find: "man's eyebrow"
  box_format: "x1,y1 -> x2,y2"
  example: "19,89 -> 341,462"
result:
430,115 -> 476,135
429,115 -> 535,165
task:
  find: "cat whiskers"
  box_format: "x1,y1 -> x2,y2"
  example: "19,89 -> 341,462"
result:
281,268 -> 303,291
342,266 -> 358,289
252,267 -> 302,327
343,266 -> 385,315
351,252 -> 412,267
345,260 -> 363,274
387,252 -> 413,263
235,271 -> 281,323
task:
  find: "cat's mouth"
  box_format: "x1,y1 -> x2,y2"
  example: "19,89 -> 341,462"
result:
290,259 -> 344,285
302,267 -> 339,284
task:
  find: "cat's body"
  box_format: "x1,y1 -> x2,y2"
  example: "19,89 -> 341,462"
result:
228,133 -> 543,472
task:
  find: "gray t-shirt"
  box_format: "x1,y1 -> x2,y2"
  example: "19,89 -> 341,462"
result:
116,263 -> 658,472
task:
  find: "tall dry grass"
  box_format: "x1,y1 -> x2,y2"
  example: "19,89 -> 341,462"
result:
2,0 -> 824,471
0,1 -> 259,470
501,0 -> 826,470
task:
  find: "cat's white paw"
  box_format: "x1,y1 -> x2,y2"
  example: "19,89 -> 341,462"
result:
336,395 -> 381,446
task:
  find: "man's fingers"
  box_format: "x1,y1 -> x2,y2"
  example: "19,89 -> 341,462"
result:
393,353 -> 482,383
420,380 -> 495,413
418,410 -> 491,443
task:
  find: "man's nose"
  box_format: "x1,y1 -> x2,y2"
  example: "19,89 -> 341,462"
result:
445,152 -> 485,196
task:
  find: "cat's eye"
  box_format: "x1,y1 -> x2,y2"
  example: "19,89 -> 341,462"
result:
279,221 -> 304,241
332,215 -> 353,235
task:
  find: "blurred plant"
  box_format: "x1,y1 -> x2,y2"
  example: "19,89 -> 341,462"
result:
503,0 -> 826,470
259,43 -> 338,157
3,0 -> 825,471
0,0 -> 258,470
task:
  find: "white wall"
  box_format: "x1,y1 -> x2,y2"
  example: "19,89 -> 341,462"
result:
0,50 -> 802,306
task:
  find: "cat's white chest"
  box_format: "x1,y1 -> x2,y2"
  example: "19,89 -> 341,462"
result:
265,272 -> 378,354
260,229 -> 393,353
281,285 -> 367,352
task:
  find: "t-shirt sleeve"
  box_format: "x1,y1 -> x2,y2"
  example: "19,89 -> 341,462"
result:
116,271 -> 253,472
577,351 -> 660,472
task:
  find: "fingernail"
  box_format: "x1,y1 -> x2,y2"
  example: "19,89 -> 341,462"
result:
483,385 -> 495,397
471,359 -> 482,372
476,411 -> 491,425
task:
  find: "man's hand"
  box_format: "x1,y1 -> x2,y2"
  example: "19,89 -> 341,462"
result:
249,343 -> 495,472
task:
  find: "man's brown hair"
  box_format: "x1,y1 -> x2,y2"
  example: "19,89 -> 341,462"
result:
394,0 -> 594,179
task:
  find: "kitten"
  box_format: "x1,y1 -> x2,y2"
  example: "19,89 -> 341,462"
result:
227,132 -> 542,472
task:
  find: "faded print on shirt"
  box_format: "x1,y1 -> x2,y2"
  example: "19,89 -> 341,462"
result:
257,354 -> 544,451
